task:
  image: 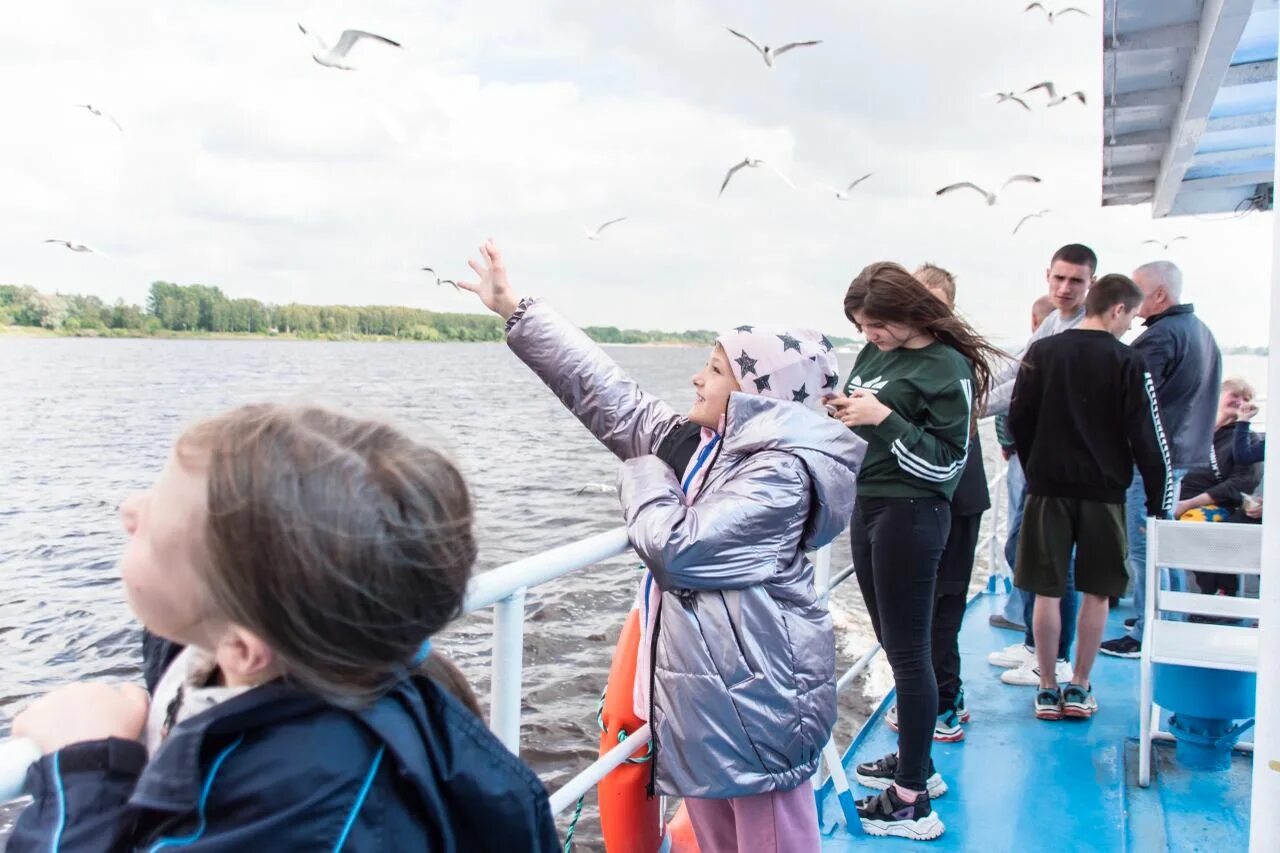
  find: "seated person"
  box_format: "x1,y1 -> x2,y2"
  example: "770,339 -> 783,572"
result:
1175,379 -> 1262,596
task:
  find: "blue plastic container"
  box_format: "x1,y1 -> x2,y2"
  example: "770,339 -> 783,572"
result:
1153,663 -> 1256,771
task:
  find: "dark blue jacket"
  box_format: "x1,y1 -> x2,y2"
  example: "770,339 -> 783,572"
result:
10,640 -> 559,852
1132,303 -> 1222,470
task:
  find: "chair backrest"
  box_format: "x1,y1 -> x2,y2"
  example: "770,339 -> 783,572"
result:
1147,519 -> 1263,576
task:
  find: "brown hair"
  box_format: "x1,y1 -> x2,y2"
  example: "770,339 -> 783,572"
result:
1031,295 -> 1055,324
417,651 -> 483,717
1222,377 -> 1255,399
913,263 -> 957,309
845,262 -> 1004,416
177,403 -> 476,708
1084,274 -> 1142,317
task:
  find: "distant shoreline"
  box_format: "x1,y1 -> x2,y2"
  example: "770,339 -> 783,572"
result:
0,324 -> 710,347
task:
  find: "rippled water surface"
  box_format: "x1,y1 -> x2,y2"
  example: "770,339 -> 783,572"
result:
0,336 -> 1012,848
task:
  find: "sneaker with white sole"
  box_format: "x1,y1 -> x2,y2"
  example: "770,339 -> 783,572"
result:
1035,686 -> 1063,721
856,786 -> 945,841
1100,636 -> 1141,658
1062,683 -> 1098,719
1001,657 -> 1073,686
954,688 -> 971,723
987,642 -> 1035,669
854,752 -> 949,799
886,706 -> 965,742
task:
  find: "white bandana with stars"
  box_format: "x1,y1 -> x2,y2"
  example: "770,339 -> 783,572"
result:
716,325 -> 840,413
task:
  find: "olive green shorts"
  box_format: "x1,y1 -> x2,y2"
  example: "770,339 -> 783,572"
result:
1014,495 -> 1129,598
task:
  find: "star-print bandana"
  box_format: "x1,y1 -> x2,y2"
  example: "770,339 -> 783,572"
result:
717,325 -> 840,411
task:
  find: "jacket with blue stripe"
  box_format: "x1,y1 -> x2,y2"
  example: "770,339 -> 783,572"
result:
9,639 -> 559,852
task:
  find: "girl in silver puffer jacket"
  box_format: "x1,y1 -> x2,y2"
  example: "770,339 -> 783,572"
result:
458,240 -> 865,851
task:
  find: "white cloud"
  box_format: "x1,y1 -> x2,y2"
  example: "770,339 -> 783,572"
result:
1,0 -> 1274,345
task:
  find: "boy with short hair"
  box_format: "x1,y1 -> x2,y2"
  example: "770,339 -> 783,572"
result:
1008,274 -> 1172,720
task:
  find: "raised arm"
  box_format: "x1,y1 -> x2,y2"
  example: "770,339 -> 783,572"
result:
458,240 -> 682,459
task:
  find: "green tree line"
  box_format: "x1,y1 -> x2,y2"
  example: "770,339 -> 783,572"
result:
0,282 -> 750,345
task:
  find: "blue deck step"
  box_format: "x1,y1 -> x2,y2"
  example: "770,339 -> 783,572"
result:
817,592 -> 1252,850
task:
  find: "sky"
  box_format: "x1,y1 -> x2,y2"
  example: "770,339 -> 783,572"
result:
2,0 -> 1277,347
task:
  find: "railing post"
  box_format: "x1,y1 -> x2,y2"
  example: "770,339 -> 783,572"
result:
490,587 -> 528,754
815,544 -> 832,606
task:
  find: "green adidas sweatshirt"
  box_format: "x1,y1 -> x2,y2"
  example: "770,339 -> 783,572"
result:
843,341 -> 975,500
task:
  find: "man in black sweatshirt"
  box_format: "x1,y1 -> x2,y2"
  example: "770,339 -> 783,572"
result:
1008,275 -> 1172,722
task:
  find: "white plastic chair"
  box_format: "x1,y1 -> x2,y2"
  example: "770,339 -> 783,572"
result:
1138,519 -> 1262,786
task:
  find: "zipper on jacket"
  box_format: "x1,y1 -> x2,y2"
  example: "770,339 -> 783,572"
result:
646,601 -> 662,798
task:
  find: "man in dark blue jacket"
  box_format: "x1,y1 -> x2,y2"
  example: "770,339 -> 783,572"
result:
9,635 -> 561,851
1101,260 -> 1222,657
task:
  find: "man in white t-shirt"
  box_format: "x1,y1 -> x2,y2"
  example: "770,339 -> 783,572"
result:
984,244 -> 1098,687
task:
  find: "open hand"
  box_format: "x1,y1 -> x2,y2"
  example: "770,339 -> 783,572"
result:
13,682 -> 149,755
827,390 -> 892,427
456,239 -> 520,320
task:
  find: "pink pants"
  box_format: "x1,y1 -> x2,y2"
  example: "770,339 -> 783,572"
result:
684,785 -> 820,853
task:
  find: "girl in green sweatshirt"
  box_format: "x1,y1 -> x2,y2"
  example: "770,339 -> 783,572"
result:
826,262 -> 1000,841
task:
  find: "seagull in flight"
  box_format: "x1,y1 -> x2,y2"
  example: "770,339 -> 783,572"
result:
298,24 -> 401,70
1142,237 -> 1190,251
725,28 -> 821,67
1024,4 -> 1089,24
75,104 -> 123,131
1012,209 -> 1052,235
43,239 -> 94,253
720,158 -> 796,195
575,483 -> 612,496
936,175 -> 1042,206
990,91 -> 1032,110
584,217 -> 628,241
1024,82 -> 1088,107
821,173 -> 874,200
420,267 -> 461,291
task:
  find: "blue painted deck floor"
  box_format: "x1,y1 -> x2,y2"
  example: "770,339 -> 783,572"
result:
817,593 -> 1252,851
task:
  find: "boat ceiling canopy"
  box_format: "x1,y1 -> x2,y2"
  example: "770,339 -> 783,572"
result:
1103,0 -> 1278,217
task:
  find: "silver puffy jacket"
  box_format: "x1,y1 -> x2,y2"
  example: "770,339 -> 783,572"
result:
508,301 -> 865,798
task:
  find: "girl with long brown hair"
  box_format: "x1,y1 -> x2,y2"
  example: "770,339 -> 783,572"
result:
826,262 -> 1001,842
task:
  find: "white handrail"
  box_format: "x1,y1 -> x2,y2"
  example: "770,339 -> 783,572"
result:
548,723 -> 652,815
464,527 -> 632,613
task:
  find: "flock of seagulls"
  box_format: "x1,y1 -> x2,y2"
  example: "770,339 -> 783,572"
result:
51,7 -> 1185,287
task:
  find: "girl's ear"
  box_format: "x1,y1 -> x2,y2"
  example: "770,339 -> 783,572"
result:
212,624 -> 277,687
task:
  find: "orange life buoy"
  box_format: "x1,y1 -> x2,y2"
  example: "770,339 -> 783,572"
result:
597,610 -> 701,853
598,608 -> 662,852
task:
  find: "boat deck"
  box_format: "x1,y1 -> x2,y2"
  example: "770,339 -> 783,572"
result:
817,592 -> 1253,850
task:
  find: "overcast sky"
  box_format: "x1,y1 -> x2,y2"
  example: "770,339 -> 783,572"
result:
3,0 -> 1276,346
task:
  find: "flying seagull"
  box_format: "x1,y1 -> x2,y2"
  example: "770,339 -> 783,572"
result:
725,28 -> 821,67
1024,82 -> 1088,107
821,173 -> 874,200
75,104 -> 122,132
719,157 -> 797,195
420,267 -> 461,291
1142,237 -> 1190,251
43,239 -> 94,253
575,483 -> 612,496
936,175 -> 1042,206
990,91 -> 1032,111
298,24 -> 401,70
584,217 -> 628,241
1012,209 -> 1052,235
1024,3 -> 1089,23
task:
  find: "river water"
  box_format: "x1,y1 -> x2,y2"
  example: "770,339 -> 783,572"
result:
5,336 -> 1257,848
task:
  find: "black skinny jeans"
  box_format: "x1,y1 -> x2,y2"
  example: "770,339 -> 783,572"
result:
932,512 -> 982,710
851,496 -> 951,792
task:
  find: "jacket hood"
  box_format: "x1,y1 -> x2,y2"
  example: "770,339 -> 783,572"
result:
721,392 -> 865,549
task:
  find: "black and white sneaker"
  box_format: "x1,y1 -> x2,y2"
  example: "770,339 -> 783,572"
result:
1100,636 -> 1142,658
856,786 -> 945,841
853,752 -> 948,799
